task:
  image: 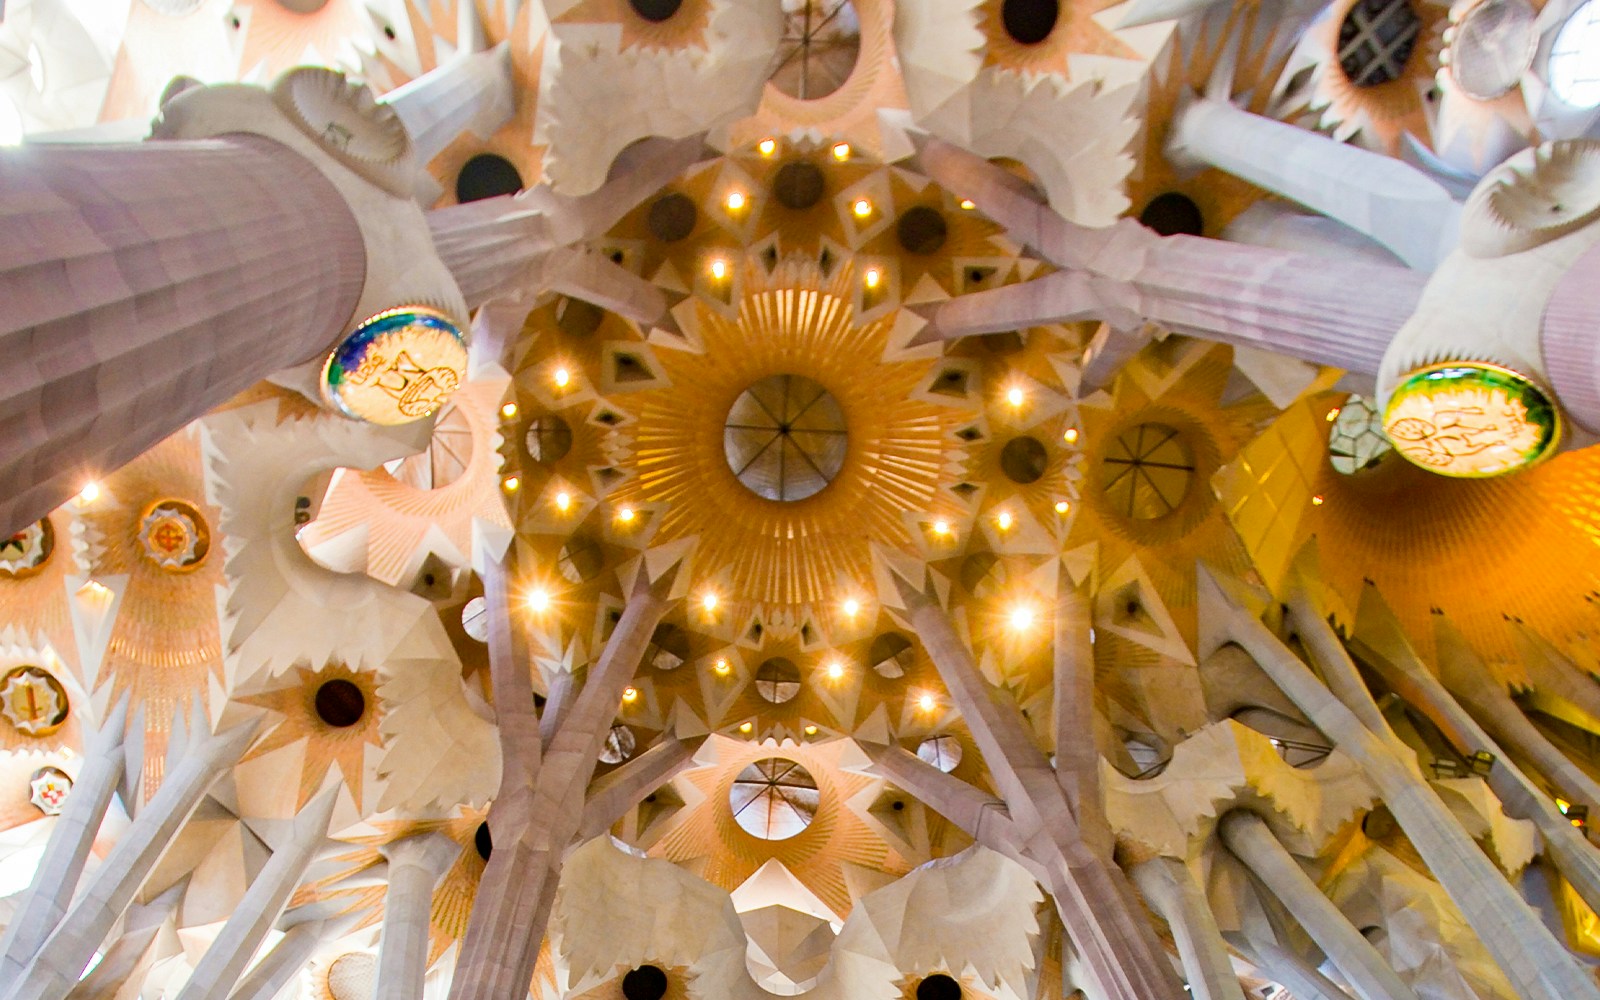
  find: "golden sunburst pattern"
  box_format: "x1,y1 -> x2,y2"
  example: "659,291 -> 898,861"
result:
234,662 -> 386,813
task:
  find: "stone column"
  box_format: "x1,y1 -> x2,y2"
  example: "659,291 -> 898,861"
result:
173,787 -> 339,1000
384,45 -> 514,174
1131,858 -> 1248,1000
4,713 -> 259,1000
1220,812 -> 1419,1000
374,833 -> 459,1000
1166,97 -> 1461,269
0,137 -> 366,536
0,695 -> 129,976
1203,568 -> 1600,1000
224,920 -> 324,1000
1229,933 -> 1359,1000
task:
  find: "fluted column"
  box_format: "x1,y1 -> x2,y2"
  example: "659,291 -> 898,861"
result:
1220,812 -> 1419,1000
0,696 -> 129,977
1229,934 -> 1358,1000
375,833 -> 459,1000
0,137 -> 366,536
224,920 -> 324,1000
1167,97 -> 1461,269
1131,858 -> 1247,1000
1203,568 -> 1600,1000
385,45 -> 514,173
4,712 -> 259,1000
173,787 -> 339,1000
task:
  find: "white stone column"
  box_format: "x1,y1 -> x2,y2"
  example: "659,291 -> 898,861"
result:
224,920 -> 324,1000
384,45 -> 514,177
1220,812 -> 1419,1000
173,787 -> 339,1000
374,833 -> 459,1000
1230,933 -> 1359,1000
0,695 -> 129,977
1167,97 -> 1461,269
1131,858 -> 1247,1000
3,714 -> 259,1000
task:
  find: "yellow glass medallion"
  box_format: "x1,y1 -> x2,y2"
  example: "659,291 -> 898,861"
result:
1383,362 -> 1561,477
322,307 -> 468,425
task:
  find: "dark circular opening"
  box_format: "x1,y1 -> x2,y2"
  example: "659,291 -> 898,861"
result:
774,161 -> 827,211
474,821 -> 492,860
314,680 -> 365,728
868,632 -> 914,678
525,415 -> 573,464
629,0 -> 681,21
897,206 -> 949,255
1001,0 -> 1059,45
918,974 -> 963,1000
621,965 -> 669,1000
455,154 -> 523,203
647,193 -> 698,242
999,436 -> 1049,484
1337,0 -> 1421,87
556,297 -> 605,337
1139,192 -> 1204,237
755,657 -> 802,704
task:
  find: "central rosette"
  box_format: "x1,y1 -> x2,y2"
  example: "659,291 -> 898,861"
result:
723,374 -> 847,501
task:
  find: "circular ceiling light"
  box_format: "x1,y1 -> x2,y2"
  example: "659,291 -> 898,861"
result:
1449,0 -> 1537,102
1550,0 -> 1600,108
322,307 -> 467,425
1382,362 -> 1561,476
728,758 -> 819,840
1100,423 -> 1194,519
724,374 -> 847,501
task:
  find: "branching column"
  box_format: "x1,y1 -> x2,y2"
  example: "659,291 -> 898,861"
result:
1131,858 -> 1247,1000
0,138 -> 366,535
384,45 -> 515,172
1203,568 -> 1600,1000
1220,812 -> 1419,1000
446,554 -> 680,1000
0,696 -> 129,977
375,834 -> 459,1000
223,919 -> 325,1000
4,713 -> 260,1000
880,572 -> 1186,1000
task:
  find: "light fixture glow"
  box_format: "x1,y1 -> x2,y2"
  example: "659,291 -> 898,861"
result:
852,198 -> 872,218
832,141 -> 851,160
739,721 -> 754,734
804,724 -> 818,736
917,693 -> 937,712
996,511 -> 1013,531
552,367 -> 570,388
1311,494 -> 1326,506
932,519 -> 951,537
1006,386 -> 1025,407
76,482 -> 100,504
1009,603 -> 1035,631
554,491 -> 572,512
1063,427 -> 1079,444
527,589 -> 550,612
1054,501 -> 1070,514
958,199 -> 976,210
1326,407 -> 1341,422
864,267 -> 882,289
714,657 -> 731,676
826,660 -> 844,680
617,506 -> 636,523
500,402 -> 518,419
622,686 -> 638,703
709,258 -> 728,280
702,592 -> 719,612
726,191 -> 746,211
758,137 -> 777,156
501,476 -> 520,493
841,597 -> 861,617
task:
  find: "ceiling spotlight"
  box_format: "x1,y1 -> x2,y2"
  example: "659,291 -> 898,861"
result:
826,660 -> 845,680
726,191 -> 746,212
832,141 -> 851,161
552,367 -> 570,388
709,258 -> 728,280
804,724 -> 818,736
852,198 -> 872,218
76,481 -> 100,504
1054,501 -> 1070,514
996,511 -> 1013,531
932,519 -> 951,537
554,491 -> 572,512
842,597 -> 861,617
501,476 -> 521,493
1311,494 -> 1326,506
702,592 -> 719,612
622,686 -> 638,703
617,506 -> 636,523
958,199 -> 975,210
713,657 -> 731,676
500,402 -> 518,419
1006,386 -> 1025,407
1063,427 -> 1079,444
917,693 -> 937,713
739,721 -> 754,734
864,267 -> 882,289
1009,603 -> 1035,631
527,589 -> 550,612
758,137 -> 777,156
1326,407 -> 1341,422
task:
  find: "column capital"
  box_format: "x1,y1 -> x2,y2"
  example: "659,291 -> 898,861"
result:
378,832 -> 460,882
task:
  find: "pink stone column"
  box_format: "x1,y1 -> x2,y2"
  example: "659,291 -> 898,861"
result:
0,136 -> 366,536
1542,238 -> 1600,433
